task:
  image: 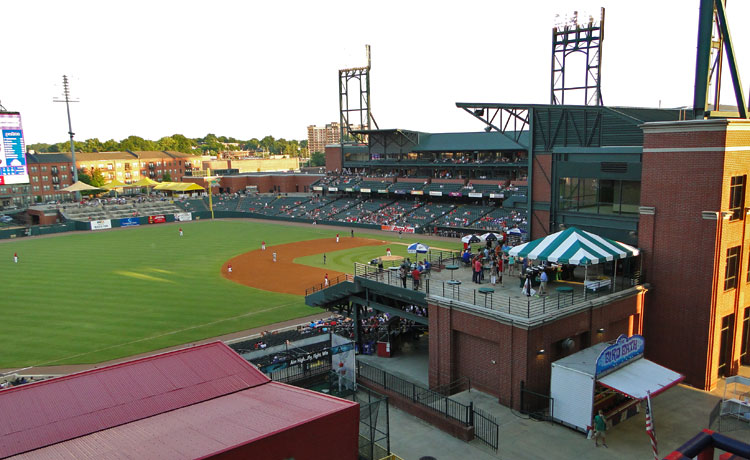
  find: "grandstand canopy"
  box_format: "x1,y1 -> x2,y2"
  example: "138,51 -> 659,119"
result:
414,132 -> 526,152
153,181 -> 205,192
508,227 -> 639,265
0,342 -> 358,459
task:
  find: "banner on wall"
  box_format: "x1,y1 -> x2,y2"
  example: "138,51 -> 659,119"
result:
148,215 -> 166,224
380,225 -> 415,234
90,220 -> 112,231
331,334 -> 356,391
468,192 -> 483,198
119,217 -> 140,227
174,212 -> 192,222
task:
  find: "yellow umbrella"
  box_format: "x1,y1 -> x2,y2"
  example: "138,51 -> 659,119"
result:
102,179 -> 128,190
133,177 -> 159,187
60,181 -> 104,192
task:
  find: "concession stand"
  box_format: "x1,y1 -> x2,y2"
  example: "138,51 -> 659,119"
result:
550,335 -> 684,433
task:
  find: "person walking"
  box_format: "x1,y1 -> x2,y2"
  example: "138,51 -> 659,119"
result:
324,273 -> 329,287
179,227 -> 183,237
508,254 -> 515,276
412,267 -> 421,290
323,253 -> 327,264
593,410 -> 608,448
539,270 -> 549,295
497,256 -> 504,285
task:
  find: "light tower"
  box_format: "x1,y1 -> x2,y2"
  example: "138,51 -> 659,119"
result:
550,8 -> 605,106
338,45 -> 378,145
53,75 -> 80,199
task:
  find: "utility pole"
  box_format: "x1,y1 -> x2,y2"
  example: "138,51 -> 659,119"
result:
54,75 -> 80,201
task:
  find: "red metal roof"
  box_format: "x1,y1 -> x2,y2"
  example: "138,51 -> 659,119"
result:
0,342 -> 269,458
8,382 -> 357,460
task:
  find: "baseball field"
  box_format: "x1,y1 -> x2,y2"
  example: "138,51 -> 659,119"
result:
0,220 -> 451,370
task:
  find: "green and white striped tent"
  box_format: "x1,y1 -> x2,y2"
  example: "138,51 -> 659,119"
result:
508,227 -> 639,265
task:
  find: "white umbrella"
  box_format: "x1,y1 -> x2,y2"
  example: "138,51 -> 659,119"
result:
461,234 -> 481,244
480,232 -> 502,242
507,228 -> 526,235
407,242 -> 429,254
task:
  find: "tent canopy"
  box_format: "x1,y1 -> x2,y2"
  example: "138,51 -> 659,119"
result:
133,177 -> 159,187
60,181 -> 104,192
508,227 -> 639,265
153,182 -> 205,192
102,179 -> 128,190
407,242 -> 429,254
597,358 -> 684,400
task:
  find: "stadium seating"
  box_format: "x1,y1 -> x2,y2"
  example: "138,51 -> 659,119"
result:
434,205 -> 492,227
402,202 -> 456,227
330,198 -> 394,223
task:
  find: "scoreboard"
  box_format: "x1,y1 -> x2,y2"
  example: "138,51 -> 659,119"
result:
0,112 -> 29,185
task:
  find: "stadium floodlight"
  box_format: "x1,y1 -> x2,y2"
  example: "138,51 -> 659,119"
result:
53,75 -> 80,201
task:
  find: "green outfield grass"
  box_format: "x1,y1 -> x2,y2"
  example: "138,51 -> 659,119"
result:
0,221 -> 458,369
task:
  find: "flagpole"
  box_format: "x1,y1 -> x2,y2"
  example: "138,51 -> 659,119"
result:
645,390 -> 658,460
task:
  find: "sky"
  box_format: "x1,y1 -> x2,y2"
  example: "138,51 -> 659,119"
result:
3,0 -> 750,145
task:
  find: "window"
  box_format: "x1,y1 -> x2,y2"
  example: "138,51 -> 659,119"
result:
32,185 -> 39,192
726,246 -> 741,290
61,175 -> 68,180
41,166 -> 47,172
42,176 -> 49,181
558,178 -> 641,215
32,176 -> 38,182
43,185 -> 50,191
61,165 -> 67,171
30,166 -> 38,173
729,175 -> 746,220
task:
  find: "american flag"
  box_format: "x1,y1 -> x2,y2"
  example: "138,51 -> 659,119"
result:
645,391 -> 658,460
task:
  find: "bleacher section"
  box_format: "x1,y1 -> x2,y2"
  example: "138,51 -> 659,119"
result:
389,182 -> 425,194
211,197 -> 241,212
423,183 -> 463,194
471,207 -> 528,233
284,196 -> 338,218
238,195 -> 277,212
402,202 -> 456,228
330,198 -> 394,223
434,205 -> 492,228
263,197 -> 310,216
355,180 -> 392,192
62,200 -> 185,222
359,200 -> 422,226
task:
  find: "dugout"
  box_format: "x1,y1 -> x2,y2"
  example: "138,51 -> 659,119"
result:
550,334 -> 683,433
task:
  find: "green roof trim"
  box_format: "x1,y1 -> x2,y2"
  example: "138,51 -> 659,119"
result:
413,132 -> 524,152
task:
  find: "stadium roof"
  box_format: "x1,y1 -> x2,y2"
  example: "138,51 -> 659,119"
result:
0,342 -> 267,458
413,131 -> 527,152
26,153 -> 71,164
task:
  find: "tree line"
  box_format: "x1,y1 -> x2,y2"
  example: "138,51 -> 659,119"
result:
28,134 -> 309,157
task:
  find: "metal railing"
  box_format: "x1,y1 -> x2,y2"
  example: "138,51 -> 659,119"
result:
304,273 -> 355,295
357,361 -> 472,426
353,268 -> 643,320
473,407 -> 499,451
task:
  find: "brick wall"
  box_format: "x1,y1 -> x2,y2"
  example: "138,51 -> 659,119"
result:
531,153 -> 552,203
428,290 -> 643,409
325,146 -> 343,173
640,119 -> 750,390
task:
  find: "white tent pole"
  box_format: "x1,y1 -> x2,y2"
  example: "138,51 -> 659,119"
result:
613,260 -> 617,293
584,265 -> 588,299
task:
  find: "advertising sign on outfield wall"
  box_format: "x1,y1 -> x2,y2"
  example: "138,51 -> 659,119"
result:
120,217 -> 140,227
174,212 -> 192,222
429,191 -> 443,196
90,220 -> 112,231
468,192 -> 483,198
148,215 -> 166,224
380,225 -> 415,234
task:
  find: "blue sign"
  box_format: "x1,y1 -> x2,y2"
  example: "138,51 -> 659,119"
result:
595,334 -> 645,377
120,217 -> 140,227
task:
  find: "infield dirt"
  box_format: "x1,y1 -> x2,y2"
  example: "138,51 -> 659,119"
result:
222,236 -> 387,295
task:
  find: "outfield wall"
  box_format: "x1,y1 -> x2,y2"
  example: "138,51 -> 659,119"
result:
0,211 -> 389,241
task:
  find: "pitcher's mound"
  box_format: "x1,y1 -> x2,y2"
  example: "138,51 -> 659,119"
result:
380,255 -> 404,261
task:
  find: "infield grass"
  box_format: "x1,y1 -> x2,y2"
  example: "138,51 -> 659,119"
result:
0,221 -> 458,369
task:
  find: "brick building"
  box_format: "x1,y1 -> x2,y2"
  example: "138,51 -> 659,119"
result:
639,118 -> 750,390
75,151 -> 204,184
308,122 -> 342,156
27,153 -> 75,203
